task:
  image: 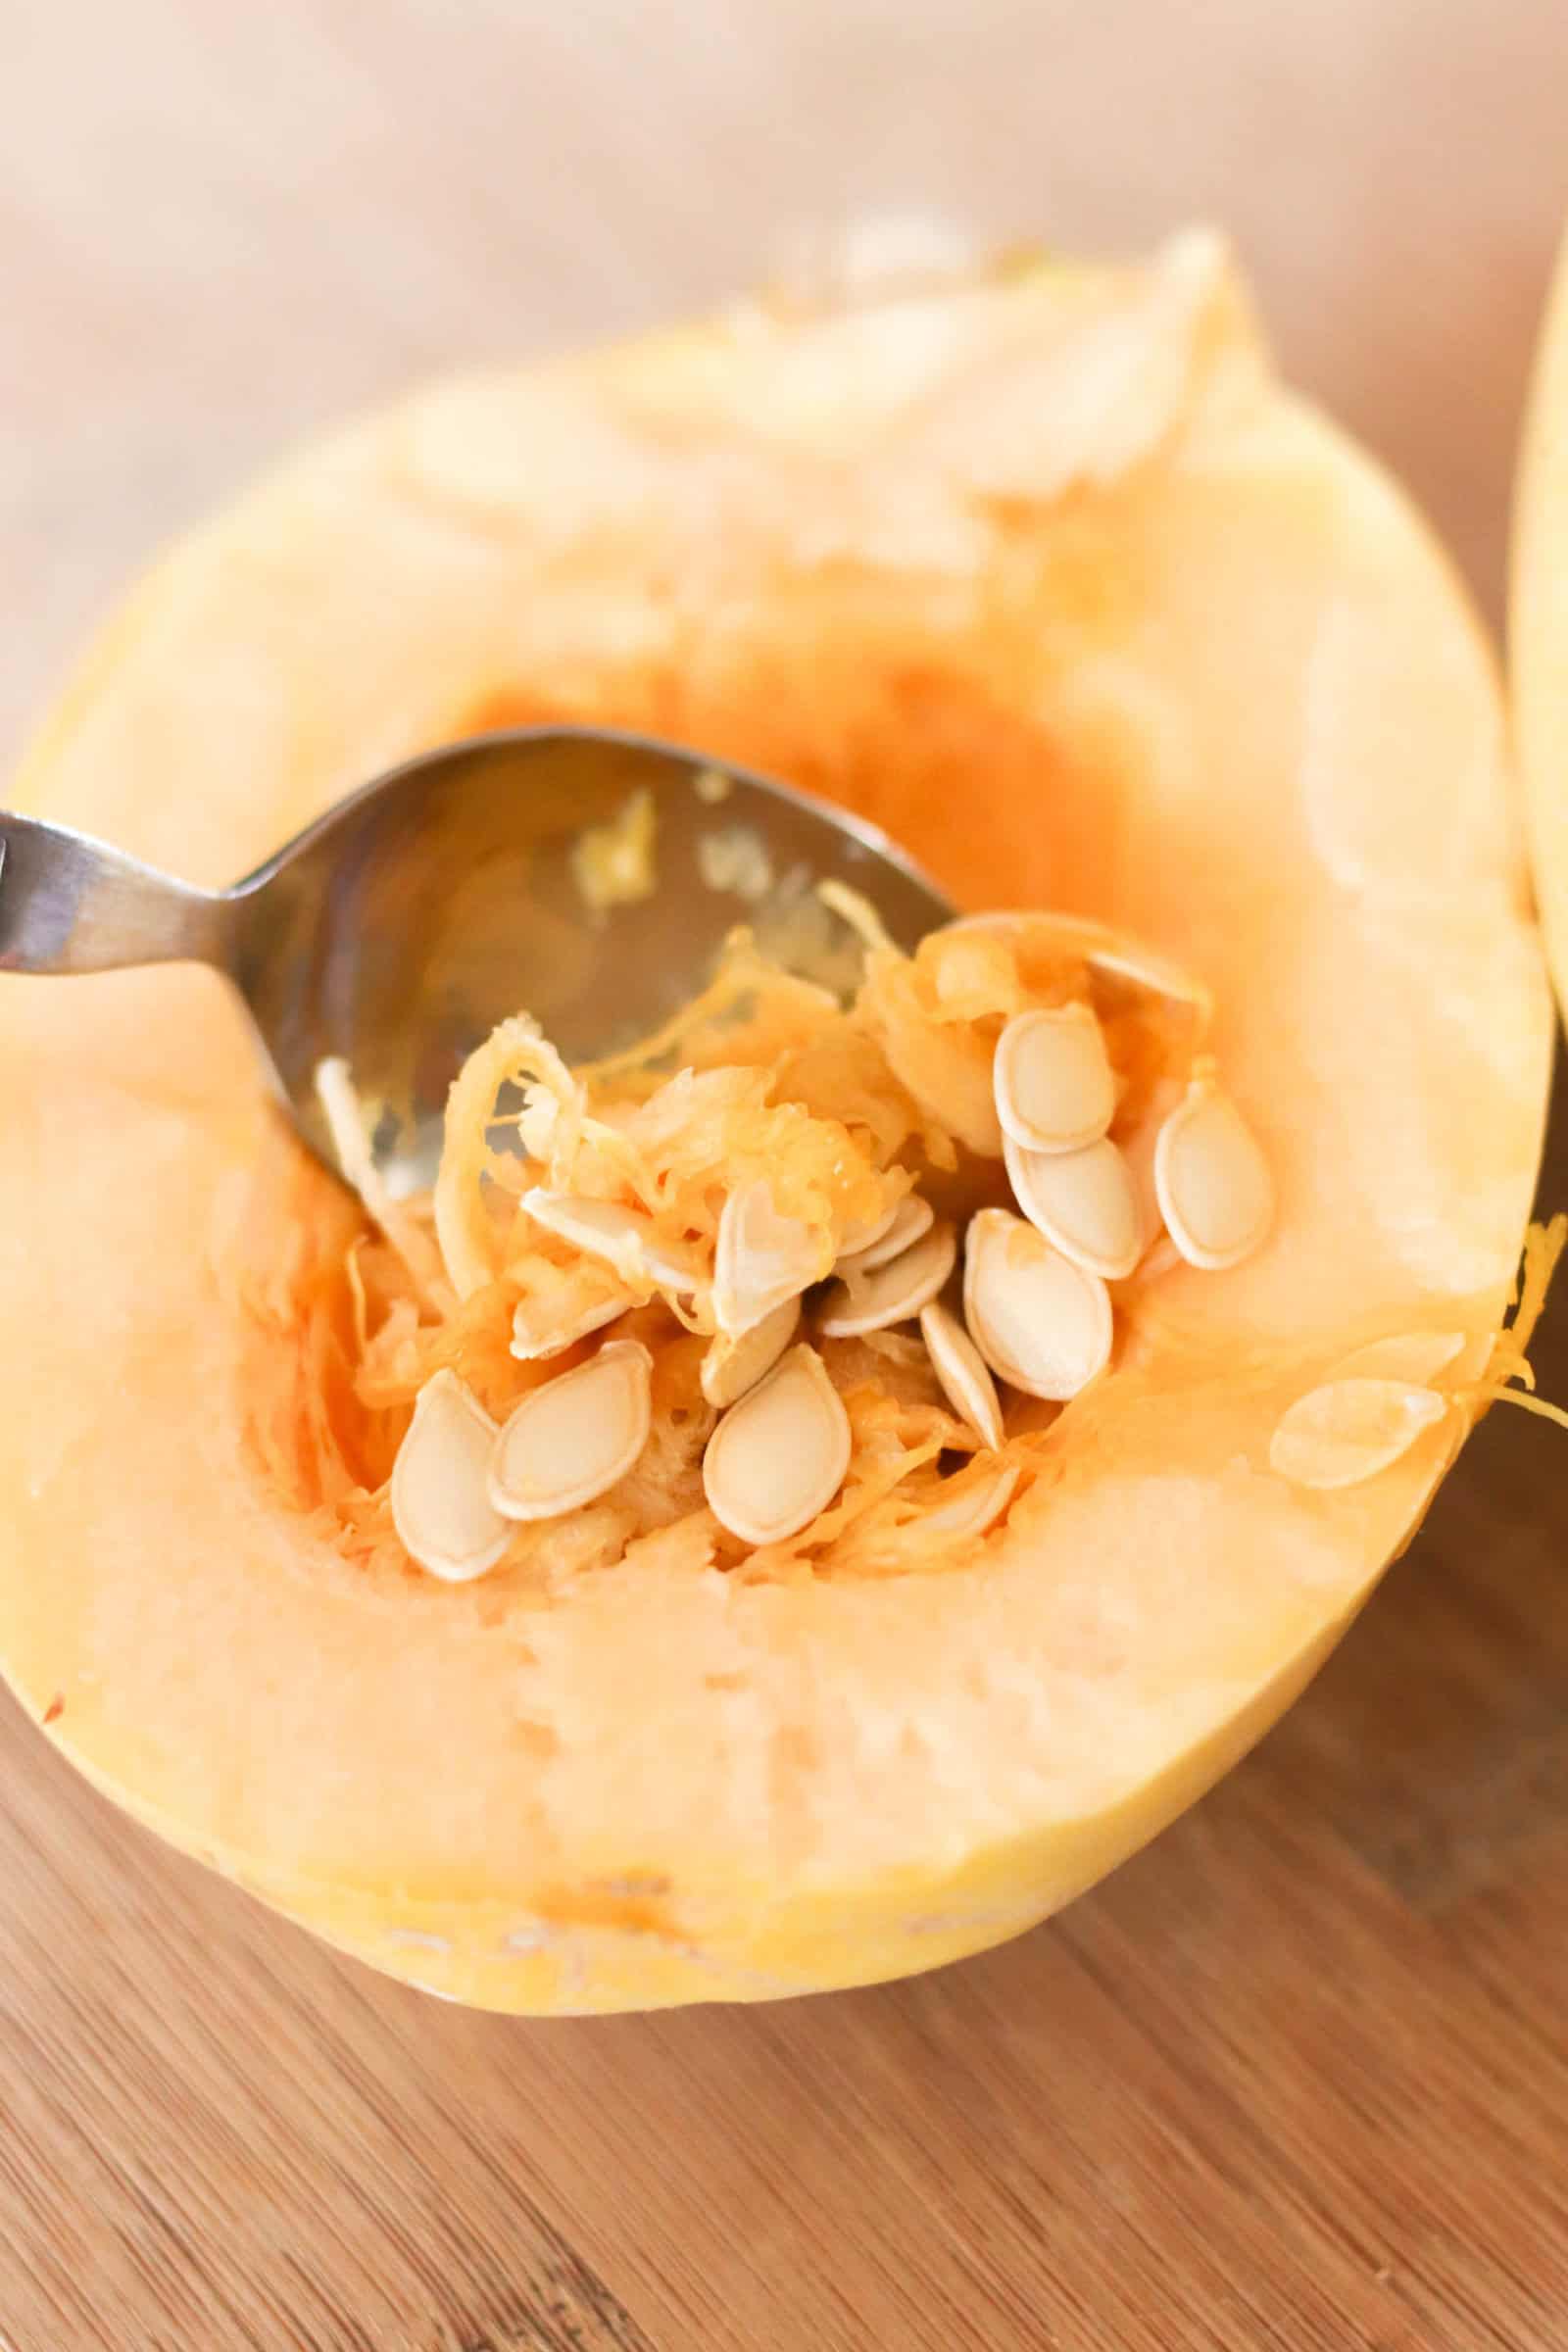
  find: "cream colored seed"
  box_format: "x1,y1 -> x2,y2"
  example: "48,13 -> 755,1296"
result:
1003,1131 -> 1142,1282
994,1004 -> 1116,1155
1269,1378 -> 1446,1492
1081,936 -> 1211,1009
1136,1235 -> 1184,1283
943,910 -> 1212,1017
1450,1333 -> 1498,1387
1153,1072 -> 1273,1272
703,1346 -> 852,1544
817,1219 -> 957,1339
391,1370 -> 512,1583
521,1189 -> 704,1292
837,1193 -> 933,1276
919,1301 -> 1004,1450
838,1194 -> 905,1261
1332,1332 -> 1466,1386
713,1178 -> 822,1338
922,1460 -> 1020,1540
963,1208 -> 1112,1401
881,1017 -> 1005,1159
488,1341 -> 653,1521
701,1296 -> 802,1408
510,1285 -> 635,1361
1117,1082 -> 1180,1265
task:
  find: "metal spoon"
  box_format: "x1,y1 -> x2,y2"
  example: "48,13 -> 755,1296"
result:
0,726 -> 954,1190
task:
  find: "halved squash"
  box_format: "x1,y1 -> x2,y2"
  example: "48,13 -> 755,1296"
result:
0,230 -> 1552,2011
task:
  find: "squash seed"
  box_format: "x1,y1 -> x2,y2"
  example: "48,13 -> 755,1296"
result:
993,1004 -> 1116,1154
963,1207 -> 1113,1400
878,1011 -> 1005,1158
1152,1071 -> 1273,1271
944,910 -> 1212,1016
1450,1333 -> 1499,1387
713,1178 -> 824,1337
510,1283 -> 635,1361
1135,1234 -> 1184,1283
701,1295 -> 802,1408
521,1189 -> 705,1293
838,1193 -> 905,1260
837,1193 -> 934,1276
391,1370 -> 512,1583
817,1219 -> 957,1339
1003,1131 -> 1142,1281
1331,1331 -> 1465,1386
922,1459 -> 1020,1539
1079,934 -> 1211,1010
1269,1378 -> 1447,1492
919,1301 -> 1004,1449
489,1340 -> 653,1520
1116,1086 -> 1176,1265
703,1345 -> 852,1544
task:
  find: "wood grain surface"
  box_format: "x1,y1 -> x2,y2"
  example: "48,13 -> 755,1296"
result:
5,5 -> 1568,2346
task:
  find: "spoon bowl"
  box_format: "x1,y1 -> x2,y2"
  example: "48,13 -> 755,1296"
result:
0,727 -> 955,1191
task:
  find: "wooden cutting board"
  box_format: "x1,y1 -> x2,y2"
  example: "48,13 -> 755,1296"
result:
5,5 -> 1568,2345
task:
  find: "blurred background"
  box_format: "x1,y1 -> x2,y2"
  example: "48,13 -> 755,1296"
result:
7,6 -> 1568,2348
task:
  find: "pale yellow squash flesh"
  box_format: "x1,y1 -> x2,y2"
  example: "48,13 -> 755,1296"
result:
0,232 -> 1550,2010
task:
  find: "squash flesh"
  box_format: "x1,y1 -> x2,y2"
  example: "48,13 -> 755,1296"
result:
0,232 -> 1550,2009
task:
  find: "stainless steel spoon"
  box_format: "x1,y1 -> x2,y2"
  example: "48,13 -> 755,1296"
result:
0,726 -> 954,1190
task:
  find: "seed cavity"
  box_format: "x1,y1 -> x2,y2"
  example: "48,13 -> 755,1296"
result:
817,1219 -> 957,1339
963,1208 -> 1112,1401
919,1301 -> 1004,1449
994,1004 -> 1116,1154
391,1370 -> 512,1583
1153,1071 -> 1273,1271
701,1295 -> 802,1408
369,901 -> 1274,1578
1003,1130 -> 1142,1281
703,1346 -> 852,1544
714,1178 -> 823,1338
1269,1377 -> 1447,1491
489,1341 -> 653,1520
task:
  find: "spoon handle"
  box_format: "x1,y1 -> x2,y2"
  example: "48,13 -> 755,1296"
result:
0,816 -> 232,975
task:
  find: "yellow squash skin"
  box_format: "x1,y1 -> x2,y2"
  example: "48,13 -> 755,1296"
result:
0,233 -> 1551,2010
